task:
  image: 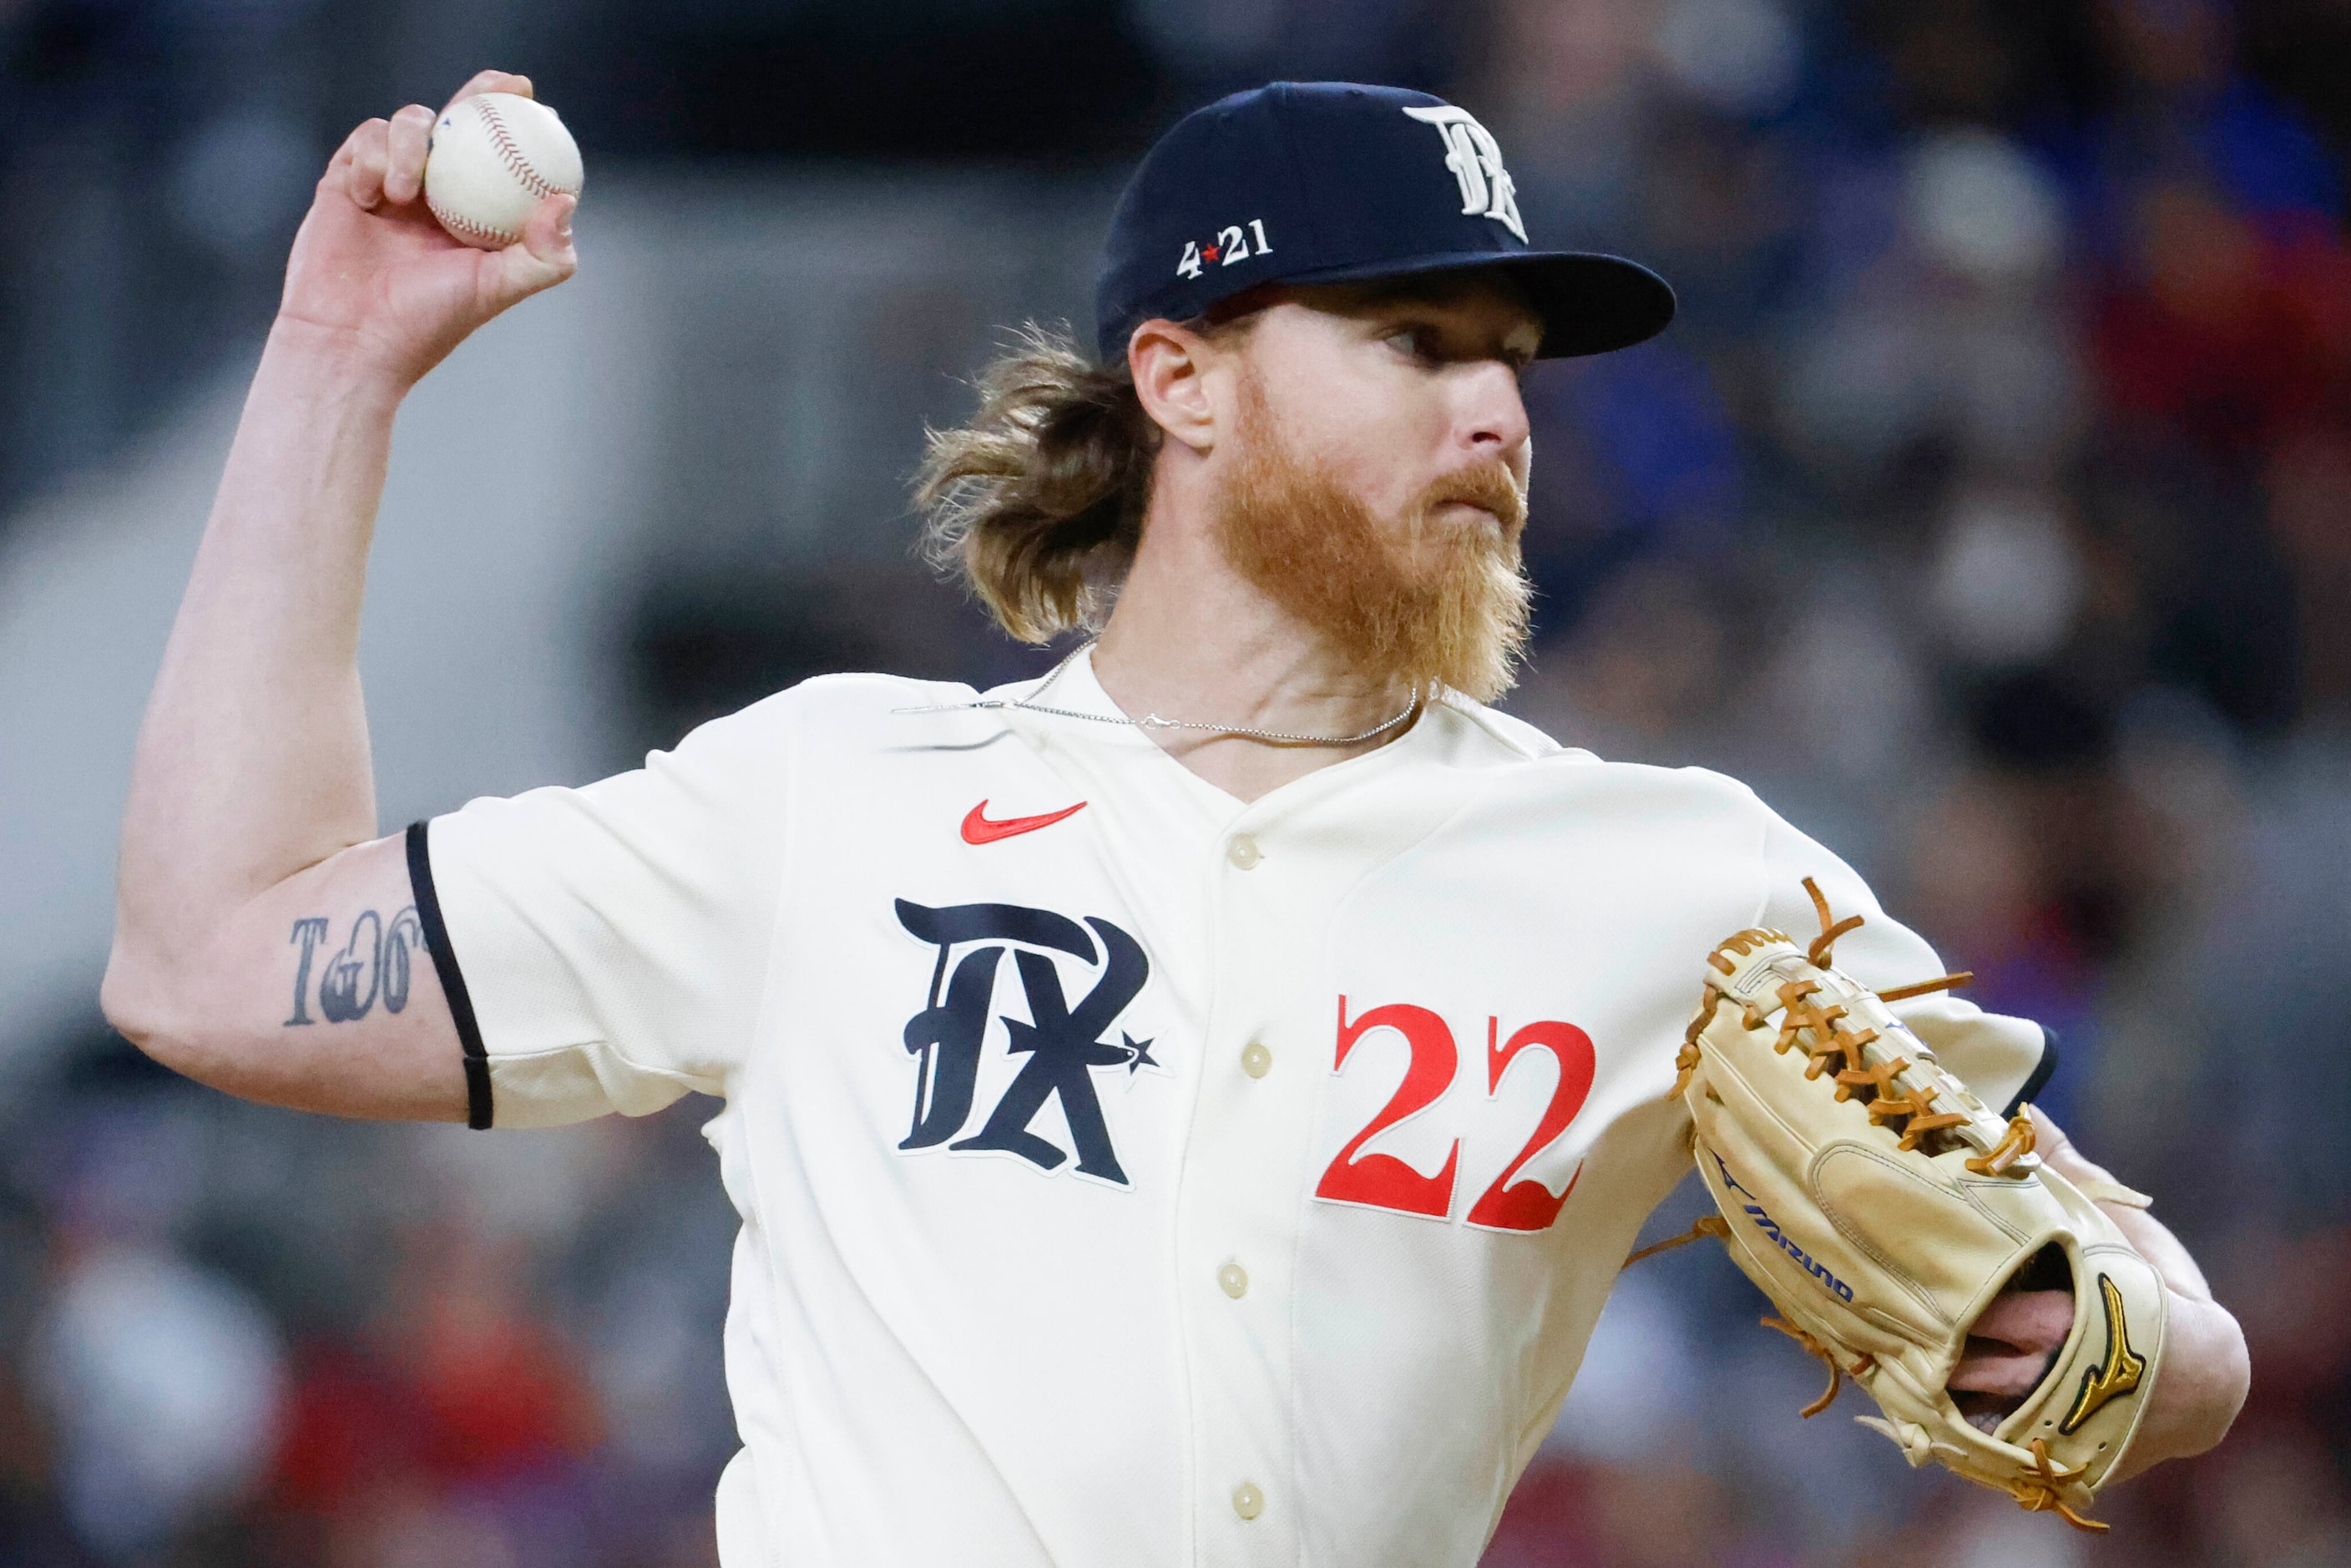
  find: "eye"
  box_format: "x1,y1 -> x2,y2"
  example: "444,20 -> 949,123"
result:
1384,324 -> 1442,364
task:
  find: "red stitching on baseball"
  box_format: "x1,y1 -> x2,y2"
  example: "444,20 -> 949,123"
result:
474,97 -> 562,200
428,195 -> 518,246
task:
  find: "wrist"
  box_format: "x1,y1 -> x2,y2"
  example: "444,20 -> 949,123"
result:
260,315 -> 418,404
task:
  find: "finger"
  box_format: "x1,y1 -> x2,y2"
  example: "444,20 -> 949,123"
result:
2024,1104 -> 2124,1190
1968,1287 -> 2075,1352
382,104 -> 435,205
344,118 -> 392,210
485,192 -> 578,305
2025,1102 -> 2075,1159
522,191 -> 576,266
1952,1341 -> 2058,1399
442,69 -> 533,115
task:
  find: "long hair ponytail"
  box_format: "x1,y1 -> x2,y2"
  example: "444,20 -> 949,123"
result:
914,324 -> 1159,643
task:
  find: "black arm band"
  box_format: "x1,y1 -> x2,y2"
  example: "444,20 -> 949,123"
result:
406,820 -> 493,1130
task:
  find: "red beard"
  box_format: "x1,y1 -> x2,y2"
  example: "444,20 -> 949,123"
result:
1212,375 -> 1533,703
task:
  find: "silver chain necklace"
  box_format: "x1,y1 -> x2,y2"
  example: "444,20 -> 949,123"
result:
900,643 -> 1423,747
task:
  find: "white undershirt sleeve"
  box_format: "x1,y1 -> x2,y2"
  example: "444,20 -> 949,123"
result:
411,696 -> 796,1129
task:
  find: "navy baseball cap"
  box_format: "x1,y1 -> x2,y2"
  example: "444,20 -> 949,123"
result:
1094,82 -> 1675,364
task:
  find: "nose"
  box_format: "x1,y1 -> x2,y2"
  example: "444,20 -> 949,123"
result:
1457,361 -> 1531,456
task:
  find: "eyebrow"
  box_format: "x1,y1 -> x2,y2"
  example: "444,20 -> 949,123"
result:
1352,274 -> 1535,311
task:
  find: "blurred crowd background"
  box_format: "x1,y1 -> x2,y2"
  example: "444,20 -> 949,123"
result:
3,0 -> 2348,1563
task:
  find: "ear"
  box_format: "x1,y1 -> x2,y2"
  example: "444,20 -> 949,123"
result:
1129,320 -> 1222,454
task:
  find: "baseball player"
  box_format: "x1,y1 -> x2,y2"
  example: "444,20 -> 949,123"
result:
105,73 -> 2246,1565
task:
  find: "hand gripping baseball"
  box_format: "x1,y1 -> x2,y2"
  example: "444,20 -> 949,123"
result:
277,70 -> 578,389
1637,881 -> 2167,1532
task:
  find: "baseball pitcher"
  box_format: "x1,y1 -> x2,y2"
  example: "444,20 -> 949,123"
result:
104,72 -> 2247,1565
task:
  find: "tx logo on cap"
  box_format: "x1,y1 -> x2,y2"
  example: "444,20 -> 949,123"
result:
1402,104 -> 1526,242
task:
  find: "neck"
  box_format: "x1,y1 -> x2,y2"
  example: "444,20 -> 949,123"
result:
1091,516 -> 1418,804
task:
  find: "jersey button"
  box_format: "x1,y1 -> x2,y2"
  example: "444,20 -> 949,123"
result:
1241,1041 -> 1272,1079
1217,1262 -> 1249,1299
1226,834 -> 1261,869
1232,1482 -> 1264,1520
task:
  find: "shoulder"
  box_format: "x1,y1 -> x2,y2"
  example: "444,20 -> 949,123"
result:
444,674 -> 995,828
1430,694 -> 1775,815
1416,701 -> 1785,870
1424,691 -> 1572,763
666,671 -> 986,761
435,671 -> 992,870
723,670 -> 980,728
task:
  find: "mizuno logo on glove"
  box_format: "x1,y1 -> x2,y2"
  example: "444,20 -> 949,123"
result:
1711,1151 -> 1855,1302
2059,1275 -> 2147,1434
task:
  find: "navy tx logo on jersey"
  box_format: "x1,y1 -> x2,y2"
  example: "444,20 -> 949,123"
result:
893,899 -> 1156,1185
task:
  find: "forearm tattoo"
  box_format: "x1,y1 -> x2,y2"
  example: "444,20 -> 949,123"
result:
286,908 -> 424,1025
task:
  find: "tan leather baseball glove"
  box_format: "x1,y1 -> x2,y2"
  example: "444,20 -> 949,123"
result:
1646,880 -> 2166,1531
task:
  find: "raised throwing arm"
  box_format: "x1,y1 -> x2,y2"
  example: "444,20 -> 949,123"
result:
101,71 -> 576,1120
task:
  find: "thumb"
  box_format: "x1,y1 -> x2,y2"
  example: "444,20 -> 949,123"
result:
2025,1103 -> 2080,1163
2026,1103 -> 2124,1188
485,192 -> 577,304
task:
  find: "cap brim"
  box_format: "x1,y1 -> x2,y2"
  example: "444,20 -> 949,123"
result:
1272,249 -> 1676,359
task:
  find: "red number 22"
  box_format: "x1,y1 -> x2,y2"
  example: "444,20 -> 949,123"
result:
1313,999 -> 1461,1218
1315,998 -> 1594,1232
1464,1019 -> 1595,1232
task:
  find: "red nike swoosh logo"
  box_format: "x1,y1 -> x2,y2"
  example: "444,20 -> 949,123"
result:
962,799 -> 1088,845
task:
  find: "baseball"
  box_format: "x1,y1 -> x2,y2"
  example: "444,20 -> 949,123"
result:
423,92 -> 583,250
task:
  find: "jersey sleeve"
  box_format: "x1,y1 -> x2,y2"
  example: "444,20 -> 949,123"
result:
407,697 -> 797,1130
1753,809 -> 2052,1117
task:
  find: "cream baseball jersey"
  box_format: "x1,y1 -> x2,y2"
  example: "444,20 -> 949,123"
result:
407,648 -> 2049,1568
